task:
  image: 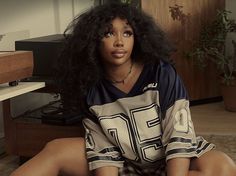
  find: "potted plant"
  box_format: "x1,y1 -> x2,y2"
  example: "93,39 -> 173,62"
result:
188,10 -> 236,111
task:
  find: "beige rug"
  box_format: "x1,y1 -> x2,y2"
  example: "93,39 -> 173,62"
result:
200,134 -> 236,162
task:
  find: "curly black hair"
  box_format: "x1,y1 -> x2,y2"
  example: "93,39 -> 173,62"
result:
57,2 -> 174,114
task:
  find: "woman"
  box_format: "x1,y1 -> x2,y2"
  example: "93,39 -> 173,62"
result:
11,2 -> 236,176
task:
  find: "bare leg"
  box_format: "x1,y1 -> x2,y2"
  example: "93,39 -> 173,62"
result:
189,150 -> 236,176
10,137 -> 88,176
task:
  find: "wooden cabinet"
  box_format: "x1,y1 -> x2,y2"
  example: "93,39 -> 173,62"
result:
141,0 -> 225,100
1,83 -> 84,157
3,101 -> 84,157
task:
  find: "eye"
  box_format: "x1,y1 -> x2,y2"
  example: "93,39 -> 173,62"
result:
123,30 -> 133,37
104,31 -> 114,38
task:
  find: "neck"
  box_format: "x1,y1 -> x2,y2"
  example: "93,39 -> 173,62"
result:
105,61 -> 133,84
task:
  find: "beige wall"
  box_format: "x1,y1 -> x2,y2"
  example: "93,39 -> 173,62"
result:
0,0 -> 94,37
0,0 -> 94,137
226,0 -> 236,59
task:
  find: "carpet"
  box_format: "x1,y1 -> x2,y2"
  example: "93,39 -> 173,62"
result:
200,134 -> 236,162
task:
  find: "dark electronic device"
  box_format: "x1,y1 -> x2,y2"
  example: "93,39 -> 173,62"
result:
15,34 -> 65,86
15,35 -> 83,125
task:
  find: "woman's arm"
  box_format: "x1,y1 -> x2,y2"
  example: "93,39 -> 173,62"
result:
83,118 -> 124,171
167,157 -> 190,176
94,166 -> 119,176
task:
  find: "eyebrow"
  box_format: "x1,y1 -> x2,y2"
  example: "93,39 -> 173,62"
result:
125,22 -> 132,28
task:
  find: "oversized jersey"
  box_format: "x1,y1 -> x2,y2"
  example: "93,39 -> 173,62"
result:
83,61 -> 214,171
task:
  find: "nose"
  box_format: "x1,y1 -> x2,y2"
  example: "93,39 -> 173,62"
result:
113,34 -> 124,47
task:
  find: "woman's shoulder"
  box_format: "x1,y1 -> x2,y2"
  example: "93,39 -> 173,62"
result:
159,59 -> 175,73
146,59 -> 176,77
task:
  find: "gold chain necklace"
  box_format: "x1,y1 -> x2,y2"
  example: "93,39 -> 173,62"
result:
110,63 -> 133,84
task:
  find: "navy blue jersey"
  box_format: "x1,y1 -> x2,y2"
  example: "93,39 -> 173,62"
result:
83,61 -> 214,171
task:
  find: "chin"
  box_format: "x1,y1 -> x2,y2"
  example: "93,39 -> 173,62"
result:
112,58 -> 130,66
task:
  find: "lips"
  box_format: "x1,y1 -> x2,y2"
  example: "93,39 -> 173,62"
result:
111,50 -> 127,58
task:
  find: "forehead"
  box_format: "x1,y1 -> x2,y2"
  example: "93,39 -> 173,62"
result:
107,17 -> 132,29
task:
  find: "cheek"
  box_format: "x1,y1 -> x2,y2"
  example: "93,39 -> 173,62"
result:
100,40 -> 112,52
128,39 -> 134,52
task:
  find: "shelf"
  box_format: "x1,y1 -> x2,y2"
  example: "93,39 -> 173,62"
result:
0,82 -> 45,101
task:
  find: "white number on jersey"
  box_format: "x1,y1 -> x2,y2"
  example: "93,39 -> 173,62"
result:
99,104 -> 163,163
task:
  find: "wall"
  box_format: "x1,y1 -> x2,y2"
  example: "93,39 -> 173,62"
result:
142,0 -> 225,100
0,0 -> 94,38
226,0 -> 236,61
226,0 -> 236,25
0,0 -> 94,138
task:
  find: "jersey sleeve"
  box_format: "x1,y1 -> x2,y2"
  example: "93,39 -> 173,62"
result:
82,117 -> 124,171
161,99 -> 198,161
158,62 -> 212,161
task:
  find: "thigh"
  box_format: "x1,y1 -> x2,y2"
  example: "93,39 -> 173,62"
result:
10,137 -> 88,176
46,137 -> 89,176
189,150 -> 236,176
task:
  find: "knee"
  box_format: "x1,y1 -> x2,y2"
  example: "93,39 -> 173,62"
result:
215,152 -> 236,176
42,137 -> 85,163
39,138 -> 68,167
203,151 -> 236,176
43,138 -> 67,155
43,137 -> 87,175
191,150 -> 236,176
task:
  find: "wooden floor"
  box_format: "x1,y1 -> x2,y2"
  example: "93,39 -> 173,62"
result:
191,102 -> 236,135
0,101 -> 236,176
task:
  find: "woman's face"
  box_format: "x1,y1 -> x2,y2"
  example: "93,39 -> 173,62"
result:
99,17 -> 134,67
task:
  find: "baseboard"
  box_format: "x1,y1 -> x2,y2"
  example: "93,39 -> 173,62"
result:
190,96 -> 223,106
